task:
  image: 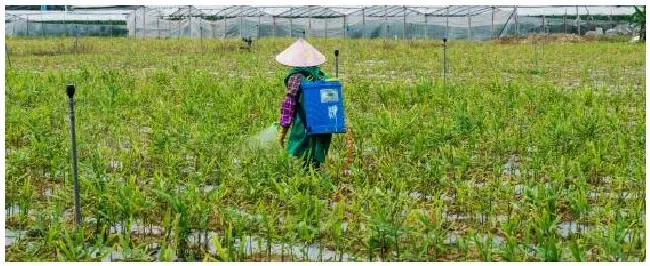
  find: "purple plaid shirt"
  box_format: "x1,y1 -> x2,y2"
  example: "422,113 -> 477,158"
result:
279,73 -> 303,128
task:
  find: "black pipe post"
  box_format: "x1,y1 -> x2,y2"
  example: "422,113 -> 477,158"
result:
66,83 -> 81,226
334,49 -> 339,78
443,35 -> 448,84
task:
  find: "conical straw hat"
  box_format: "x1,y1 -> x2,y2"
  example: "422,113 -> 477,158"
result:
275,38 -> 326,67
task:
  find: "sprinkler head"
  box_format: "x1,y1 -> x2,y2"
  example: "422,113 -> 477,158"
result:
334,50 -> 339,57
66,83 -> 75,98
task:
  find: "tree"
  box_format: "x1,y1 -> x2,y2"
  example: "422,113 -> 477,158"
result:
631,6 -> 645,41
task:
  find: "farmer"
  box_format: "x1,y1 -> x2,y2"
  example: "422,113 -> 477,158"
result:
276,38 -> 332,171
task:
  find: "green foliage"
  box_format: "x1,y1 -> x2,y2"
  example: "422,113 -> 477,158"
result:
631,6 -> 646,41
4,37 -> 645,262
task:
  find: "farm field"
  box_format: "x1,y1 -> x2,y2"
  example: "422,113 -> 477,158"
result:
4,36 -> 646,261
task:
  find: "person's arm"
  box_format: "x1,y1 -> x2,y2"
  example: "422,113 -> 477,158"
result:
279,73 -> 302,146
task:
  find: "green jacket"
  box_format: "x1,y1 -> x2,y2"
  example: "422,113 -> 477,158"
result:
284,67 -> 332,163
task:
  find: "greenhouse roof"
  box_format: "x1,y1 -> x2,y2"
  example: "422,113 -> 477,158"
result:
72,5 -> 140,10
205,6 -> 269,18
499,5 -> 637,16
424,6 -> 497,17
6,10 -> 130,21
5,11 -> 128,21
15,5 -> 634,21
169,6 -> 207,17
348,5 -> 423,17
134,5 -> 269,18
276,6 -> 345,18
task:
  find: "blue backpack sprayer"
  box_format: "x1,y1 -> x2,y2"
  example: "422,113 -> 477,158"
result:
300,79 -> 347,135
297,49 -> 347,135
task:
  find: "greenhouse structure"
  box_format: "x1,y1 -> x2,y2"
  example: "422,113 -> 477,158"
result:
5,5 -> 639,40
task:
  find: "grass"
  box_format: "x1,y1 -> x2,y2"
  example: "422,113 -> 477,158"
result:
4,36 -> 646,262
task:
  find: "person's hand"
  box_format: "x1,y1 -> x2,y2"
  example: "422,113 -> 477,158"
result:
278,127 -> 289,148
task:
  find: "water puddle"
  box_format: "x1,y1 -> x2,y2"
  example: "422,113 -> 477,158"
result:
409,192 -> 434,201
43,187 -> 53,197
502,155 -> 521,177
109,222 -> 164,236
557,222 -> 591,238
108,160 -> 123,171
440,194 -> 454,203
443,212 -> 508,225
139,127 -> 153,134
176,185 -> 218,194
6,204 -> 21,217
587,192 -> 640,200
441,232 -> 505,247
121,139 -> 131,152
475,233 -> 506,247
5,229 -> 27,247
513,184 -> 525,195
186,231 -> 351,262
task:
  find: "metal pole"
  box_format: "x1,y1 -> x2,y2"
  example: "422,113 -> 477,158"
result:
562,8 -> 567,34
443,37 -> 448,83
325,17 -> 328,39
64,6 -> 68,36
224,12 -> 227,39
86,15 -> 90,37
467,10 -> 471,41
424,14 -> 428,40
188,5 -> 192,38
384,5 -> 388,40
514,6 -> 519,36
212,18 -> 216,39
343,16 -> 346,39
403,5 -> 406,40
609,7 -> 613,30
258,14 -> 261,39
542,15 -> 546,33
41,10 -> 44,37
66,83 -> 81,227
308,5 -> 312,38
289,8 -> 293,38
446,7 -> 450,39
134,7 -> 138,37
588,8 -> 593,32
157,17 -> 160,38
143,7 -> 146,39
491,7 -> 495,39
362,7 -> 365,38
239,6 -> 243,39
272,16 -> 276,38
576,6 -> 580,35
334,50 -> 339,78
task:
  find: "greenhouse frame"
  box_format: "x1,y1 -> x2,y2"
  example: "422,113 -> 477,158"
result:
5,5 -> 639,40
